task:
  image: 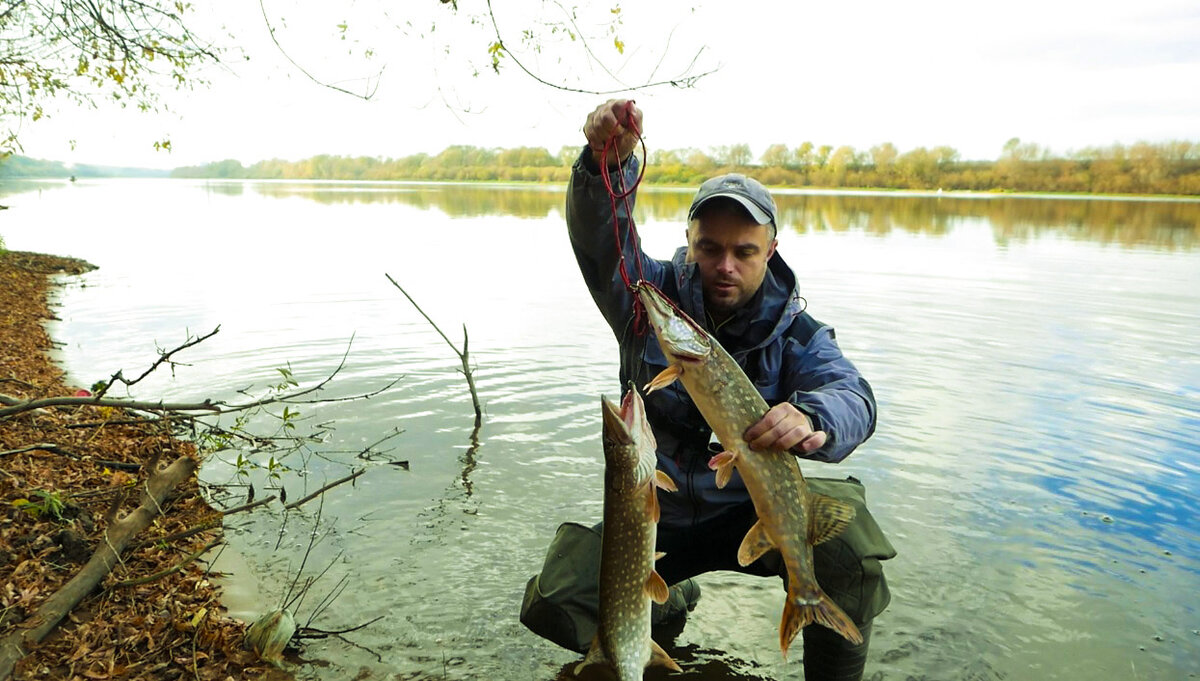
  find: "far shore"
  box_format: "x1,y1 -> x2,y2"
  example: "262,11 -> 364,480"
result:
4,175 -> 1200,203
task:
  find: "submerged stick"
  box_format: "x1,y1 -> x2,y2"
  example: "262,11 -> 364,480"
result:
384,273 -> 482,428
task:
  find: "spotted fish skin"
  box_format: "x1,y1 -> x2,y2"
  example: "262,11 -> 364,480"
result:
636,284 -> 862,658
575,388 -> 681,680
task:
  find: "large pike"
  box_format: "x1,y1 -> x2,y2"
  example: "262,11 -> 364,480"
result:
576,388 -> 682,680
637,284 -> 863,656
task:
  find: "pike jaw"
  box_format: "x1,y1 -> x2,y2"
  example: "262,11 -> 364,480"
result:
636,283 -> 710,362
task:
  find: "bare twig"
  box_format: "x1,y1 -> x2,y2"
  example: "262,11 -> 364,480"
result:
96,326 -> 221,397
219,495 -> 278,516
385,273 -> 482,428
483,0 -> 716,94
110,538 -> 221,588
283,469 -> 364,510
0,443 -> 77,458
295,615 -> 384,638
257,0 -> 383,100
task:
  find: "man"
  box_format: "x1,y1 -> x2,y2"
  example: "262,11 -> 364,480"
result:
521,100 -> 894,680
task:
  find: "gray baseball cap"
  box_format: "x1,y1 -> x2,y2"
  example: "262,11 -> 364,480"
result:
687,173 -> 776,226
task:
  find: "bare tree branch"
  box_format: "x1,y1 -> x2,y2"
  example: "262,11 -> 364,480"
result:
256,0 -> 383,100
385,273 -> 482,428
483,0 -> 716,95
283,469 -> 364,510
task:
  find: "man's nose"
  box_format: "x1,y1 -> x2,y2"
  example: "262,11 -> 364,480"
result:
716,251 -> 736,273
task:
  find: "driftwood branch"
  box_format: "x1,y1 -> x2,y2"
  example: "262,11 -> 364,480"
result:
384,273 -> 482,428
0,456 -> 196,680
0,396 -> 222,420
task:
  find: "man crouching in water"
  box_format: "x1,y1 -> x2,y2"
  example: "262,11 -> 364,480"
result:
521,99 -> 896,681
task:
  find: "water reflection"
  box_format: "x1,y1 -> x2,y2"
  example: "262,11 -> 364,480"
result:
193,180 -> 1200,249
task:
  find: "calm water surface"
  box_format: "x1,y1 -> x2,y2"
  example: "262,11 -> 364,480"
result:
2,179 -> 1198,680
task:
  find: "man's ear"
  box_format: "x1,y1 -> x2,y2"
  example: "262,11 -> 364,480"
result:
767,238 -> 778,260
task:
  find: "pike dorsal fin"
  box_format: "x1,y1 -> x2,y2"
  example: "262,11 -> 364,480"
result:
808,493 -> 856,545
645,570 -> 670,604
654,469 -> 678,492
644,363 -> 684,393
650,638 -> 683,672
573,634 -> 607,675
736,519 -> 775,567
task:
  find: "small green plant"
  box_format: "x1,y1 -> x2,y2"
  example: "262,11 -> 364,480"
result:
12,489 -> 67,521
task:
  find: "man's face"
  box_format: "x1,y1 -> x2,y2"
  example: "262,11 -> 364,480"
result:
685,209 -> 778,322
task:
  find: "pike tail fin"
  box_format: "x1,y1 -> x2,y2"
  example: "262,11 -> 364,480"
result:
779,591 -> 863,658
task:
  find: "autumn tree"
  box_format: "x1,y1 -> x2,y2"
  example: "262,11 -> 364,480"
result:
869,142 -> 898,171
0,0 -> 220,154
794,141 -> 815,170
760,143 -> 791,168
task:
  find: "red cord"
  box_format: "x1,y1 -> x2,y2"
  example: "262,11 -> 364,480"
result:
599,101 -> 650,333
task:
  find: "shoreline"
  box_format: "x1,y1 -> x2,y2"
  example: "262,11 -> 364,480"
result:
5,175 -> 1200,202
0,250 -> 284,680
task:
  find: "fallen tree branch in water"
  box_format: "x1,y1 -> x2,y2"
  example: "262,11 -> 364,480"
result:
0,456 -> 196,680
283,469 -> 365,510
385,273 -> 482,428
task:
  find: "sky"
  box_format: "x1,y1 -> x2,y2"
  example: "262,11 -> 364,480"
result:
11,0 -> 1200,169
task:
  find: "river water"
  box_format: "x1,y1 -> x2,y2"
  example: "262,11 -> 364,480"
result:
2,178 -> 1198,680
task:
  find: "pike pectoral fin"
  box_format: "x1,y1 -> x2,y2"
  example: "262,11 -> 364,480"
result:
644,363 -> 684,393
807,493 -> 856,545
654,469 -> 678,492
736,519 -> 775,567
650,638 -> 683,672
707,450 -> 738,489
645,570 -> 670,604
654,551 -> 666,561
646,481 -> 661,523
573,634 -> 607,674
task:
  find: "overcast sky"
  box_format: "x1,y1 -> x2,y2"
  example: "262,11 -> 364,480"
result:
14,0 -> 1200,169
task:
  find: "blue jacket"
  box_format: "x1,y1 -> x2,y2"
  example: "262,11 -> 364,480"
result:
567,149 -> 877,528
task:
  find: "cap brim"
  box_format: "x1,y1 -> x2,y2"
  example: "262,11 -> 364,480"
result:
690,192 -> 773,225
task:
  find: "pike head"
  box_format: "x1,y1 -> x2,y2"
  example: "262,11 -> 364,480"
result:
600,387 -> 658,491
637,282 -> 712,369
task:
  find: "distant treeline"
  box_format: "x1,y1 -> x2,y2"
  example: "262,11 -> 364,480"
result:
169,140 -> 1200,195
0,155 -> 169,179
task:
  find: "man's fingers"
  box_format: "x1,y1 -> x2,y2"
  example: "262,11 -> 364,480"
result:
745,403 -> 824,452
797,430 -> 828,452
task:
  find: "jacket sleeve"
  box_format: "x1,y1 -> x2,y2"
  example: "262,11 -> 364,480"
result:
565,146 -> 665,331
784,325 -> 877,464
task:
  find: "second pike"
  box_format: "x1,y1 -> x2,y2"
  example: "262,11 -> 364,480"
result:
637,283 -> 863,656
575,388 -> 682,680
